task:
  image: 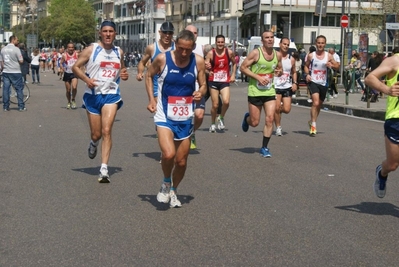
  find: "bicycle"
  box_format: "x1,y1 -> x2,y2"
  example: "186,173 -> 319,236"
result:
9,83 -> 30,104
0,74 -> 30,104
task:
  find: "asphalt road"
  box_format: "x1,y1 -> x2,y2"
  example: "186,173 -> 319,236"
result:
1,69 -> 398,266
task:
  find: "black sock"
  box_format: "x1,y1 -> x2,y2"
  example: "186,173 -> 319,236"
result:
262,136 -> 270,148
378,170 -> 388,180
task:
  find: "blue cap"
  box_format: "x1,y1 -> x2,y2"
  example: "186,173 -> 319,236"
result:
101,20 -> 116,30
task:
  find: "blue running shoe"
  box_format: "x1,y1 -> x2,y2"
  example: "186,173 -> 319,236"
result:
242,112 -> 250,132
260,147 -> 272,158
374,165 -> 387,198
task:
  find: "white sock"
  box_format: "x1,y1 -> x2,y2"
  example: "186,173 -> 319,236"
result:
311,122 -> 316,127
101,163 -> 107,170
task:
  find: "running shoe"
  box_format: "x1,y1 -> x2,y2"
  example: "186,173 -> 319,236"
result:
241,112 -> 250,132
71,101 -> 77,109
260,147 -> 272,158
190,134 -> 197,149
217,116 -> 225,130
374,165 -> 387,198
67,102 -> 71,109
276,126 -> 282,136
169,191 -> 182,208
98,168 -> 110,183
157,183 -> 170,203
209,124 -> 216,133
309,126 -> 317,136
88,142 -> 97,159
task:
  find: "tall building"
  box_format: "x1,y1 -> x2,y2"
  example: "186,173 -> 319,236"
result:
0,0 -> 11,30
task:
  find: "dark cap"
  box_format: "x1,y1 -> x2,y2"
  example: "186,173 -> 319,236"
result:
160,21 -> 174,32
101,20 -> 116,30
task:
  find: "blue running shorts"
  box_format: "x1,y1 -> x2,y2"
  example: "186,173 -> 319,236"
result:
156,121 -> 193,141
82,93 -> 123,115
385,118 -> 399,144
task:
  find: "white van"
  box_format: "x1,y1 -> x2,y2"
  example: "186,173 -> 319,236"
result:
248,36 -> 297,54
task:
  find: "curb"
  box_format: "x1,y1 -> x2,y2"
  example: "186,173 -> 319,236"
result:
293,98 -> 385,121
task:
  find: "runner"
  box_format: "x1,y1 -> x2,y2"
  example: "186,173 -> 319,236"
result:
304,35 -> 339,136
145,30 -> 206,207
72,20 -> 129,183
205,34 -> 236,132
136,21 -> 175,100
240,30 -> 282,157
186,24 -> 205,149
60,42 -> 79,109
274,37 -> 298,136
364,52 -> 399,198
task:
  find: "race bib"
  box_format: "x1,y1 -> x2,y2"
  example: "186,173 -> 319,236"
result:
213,71 -> 228,82
275,73 -> 290,87
258,73 -> 274,90
312,70 -> 326,82
167,96 -> 194,121
96,61 -> 120,94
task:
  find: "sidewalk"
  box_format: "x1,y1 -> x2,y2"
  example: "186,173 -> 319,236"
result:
292,84 -> 386,121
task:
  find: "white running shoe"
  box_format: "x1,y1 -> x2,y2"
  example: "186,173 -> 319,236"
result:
209,124 -> 216,133
217,116 -> 225,130
169,191 -> 182,208
276,126 -> 282,136
98,168 -> 110,183
157,183 -> 170,203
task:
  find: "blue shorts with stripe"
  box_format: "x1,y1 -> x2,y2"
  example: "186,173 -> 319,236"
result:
82,93 -> 123,115
155,121 -> 193,141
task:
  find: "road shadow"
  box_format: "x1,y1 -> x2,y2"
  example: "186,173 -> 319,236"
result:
335,202 -> 399,218
72,166 -> 123,176
229,147 -> 259,154
138,194 -> 194,211
292,130 -> 324,136
132,151 -> 161,162
143,134 -> 157,139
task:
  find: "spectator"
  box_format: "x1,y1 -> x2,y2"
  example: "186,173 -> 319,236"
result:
19,43 -> 31,83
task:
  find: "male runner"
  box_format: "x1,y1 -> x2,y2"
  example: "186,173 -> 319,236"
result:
72,20 -> 129,183
274,37 -> 298,136
145,30 -> 206,207
365,51 -> 399,198
60,42 -> 79,109
240,30 -> 282,158
304,35 -> 339,136
205,35 -> 236,132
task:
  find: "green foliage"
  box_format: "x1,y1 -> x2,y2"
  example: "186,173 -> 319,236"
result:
239,13 -> 257,37
41,0 -> 96,46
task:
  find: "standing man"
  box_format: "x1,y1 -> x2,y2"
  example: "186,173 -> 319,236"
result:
364,52 -> 399,198
328,47 -> 340,98
240,30 -> 282,157
1,35 -> 25,112
60,42 -> 79,109
274,37 -> 298,136
136,21 -> 175,100
146,30 -> 206,207
304,35 -> 339,136
205,35 -> 236,132
72,20 -> 129,183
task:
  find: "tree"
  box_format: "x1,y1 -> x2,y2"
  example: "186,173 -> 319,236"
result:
239,13 -> 257,38
42,0 -> 96,47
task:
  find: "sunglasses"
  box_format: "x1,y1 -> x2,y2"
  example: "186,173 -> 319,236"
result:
162,31 -> 173,35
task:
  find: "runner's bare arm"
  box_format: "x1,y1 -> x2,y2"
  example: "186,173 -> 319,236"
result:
72,45 -> 97,88
137,44 -> 154,81
195,55 -> 207,100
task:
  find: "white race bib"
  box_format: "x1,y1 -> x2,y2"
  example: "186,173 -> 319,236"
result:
213,71 -> 228,82
258,73 -> 274,90
167,96 -> 194,121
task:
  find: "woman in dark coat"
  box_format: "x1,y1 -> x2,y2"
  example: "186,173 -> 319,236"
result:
19,43 -> 31,83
